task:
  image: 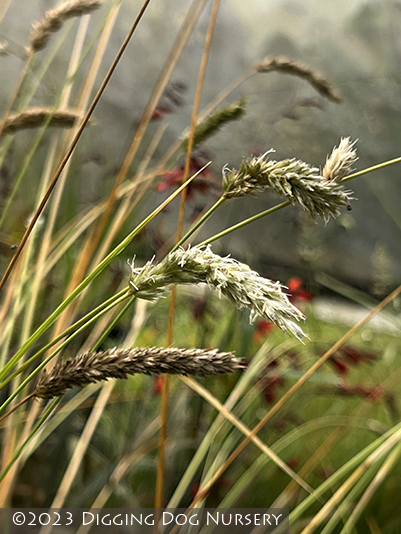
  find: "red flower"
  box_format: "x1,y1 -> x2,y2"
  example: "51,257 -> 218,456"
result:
286,457 -> 299,470
337,381 -> 384,402
287,276 -> 313,303
329,345 -> 379,375
191,482 -> 200,498
260,361 -> 284,404
153,376 -> 163,394
191,296 -> 207,322
253,319 -> 276,343
150,81 -> 188,121
330,355 -> 349,374
156,153 -> 213,200
340,346 -> 378,365
151,104 -> 172,121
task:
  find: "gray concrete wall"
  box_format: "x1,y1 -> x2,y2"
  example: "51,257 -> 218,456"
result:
1,0 -> 400,288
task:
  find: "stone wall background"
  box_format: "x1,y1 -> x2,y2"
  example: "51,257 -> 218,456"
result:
1,0 -> 401,289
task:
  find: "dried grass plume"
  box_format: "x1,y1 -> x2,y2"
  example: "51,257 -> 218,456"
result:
28,0 -> 102,53
222,150 -> 354,220
0,108 -> 81,136
34,347 -> 244,399
255,56 -> 342,103
323,137 -> 358,182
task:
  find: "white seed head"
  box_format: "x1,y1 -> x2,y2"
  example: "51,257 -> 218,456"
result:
130,246 -> 307,340
323,137 -> 358,182
222,150 -> 355,221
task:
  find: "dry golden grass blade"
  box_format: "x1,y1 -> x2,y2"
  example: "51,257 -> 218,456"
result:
180,376 -> 315,498
37,1 -> 122,361
342,442 -> 401,533
74,418 -> 161,534
44,382 -> 114,520
88,122 -> 168,273
69,0 -> 210,296
299,428 -> 401,534
157,0 -> 222,510
0,11 -> 112,505
183,282 -> 401,509
0,0 -> 153,294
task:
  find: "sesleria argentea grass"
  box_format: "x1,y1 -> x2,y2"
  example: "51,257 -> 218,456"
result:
1,1 -> 401,530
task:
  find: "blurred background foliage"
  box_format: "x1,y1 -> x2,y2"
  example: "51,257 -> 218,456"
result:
1,0 -> 401,287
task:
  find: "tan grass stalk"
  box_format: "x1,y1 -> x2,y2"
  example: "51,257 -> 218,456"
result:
0,108 -> 81,136
0,0 -> 153,295
156,0 -> 221,513
181,375 -> 315,496
28,0 -> 102,53
222,150 -> 354,220
323,137 -> 358,182
185,282 -> 401,512
255,55 -> 342,103
46,382 -> 114,516
34,347 -> 244,399
70,0 -> 210,295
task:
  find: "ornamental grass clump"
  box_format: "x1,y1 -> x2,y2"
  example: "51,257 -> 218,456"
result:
222,148 -> 355,220
129,245 -> 306,340
34,347 -> 244,399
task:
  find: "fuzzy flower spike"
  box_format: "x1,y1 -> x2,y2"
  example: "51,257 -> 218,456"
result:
222,143 -> 356,221
129,246 -> 306,340
323,137 -> 358,182
35,347 -> 244,399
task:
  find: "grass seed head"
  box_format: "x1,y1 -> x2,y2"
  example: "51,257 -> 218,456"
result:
29,0 -> 103,53
34,347 -> 245,399
323,137 -> 358,182
222,151 -> 354,220
130,245 -> 307,340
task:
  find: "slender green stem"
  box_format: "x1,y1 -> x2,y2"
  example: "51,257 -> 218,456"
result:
0,397 -> 60,483
0,288 -> 130,389
0,117 -> 56,229
289,419 -> 401,524
0,174 -> 193,383
199,200 -> 291,246
171,195 -> 226,252
196,156 -> 401,248
320,462 -> 380,534
342,156 -> 401,182
0,291 -> 131,415
91,294 -> 137,351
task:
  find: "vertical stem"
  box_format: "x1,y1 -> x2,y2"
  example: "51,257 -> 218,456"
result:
154,0 -> 221,512
0,0 -> 153,294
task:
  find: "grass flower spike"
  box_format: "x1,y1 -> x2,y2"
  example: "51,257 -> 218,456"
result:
222,150 -> 354,220
0,108 -> 81,137
255,56 -> 342,103
29,0 -> 102,53
130,246 -> 306,339
323,137 -> 358,182
181,97 -> 246,150
34,347 -> 244,399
